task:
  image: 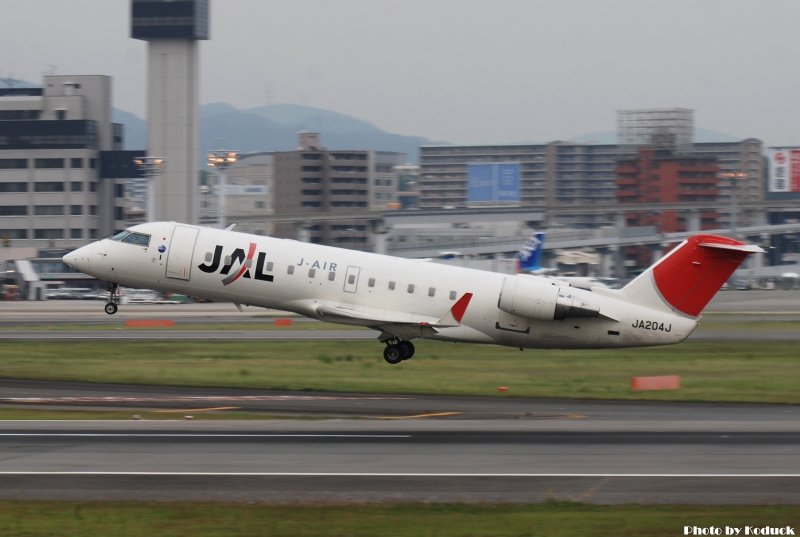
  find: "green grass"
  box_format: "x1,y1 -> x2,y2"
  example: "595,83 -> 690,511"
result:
1,339 -> 799,403
0,501 -> 797,537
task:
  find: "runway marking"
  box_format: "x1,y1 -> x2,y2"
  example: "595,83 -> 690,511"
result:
0,395 -> 412,403
0,433 -> 412,438
151,407 -> 240,413
378,412 -> 462,420
1,472 -> 799,477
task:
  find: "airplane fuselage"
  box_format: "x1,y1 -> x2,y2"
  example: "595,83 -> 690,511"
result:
65,222 -> 700,351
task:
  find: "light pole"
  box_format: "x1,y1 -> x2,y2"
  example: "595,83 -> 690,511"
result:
719,171 -> 748,235
133,156 -> 166,221
207,150 -> 238,229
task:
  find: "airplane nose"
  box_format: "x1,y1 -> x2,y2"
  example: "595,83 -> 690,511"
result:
63,249 -> 91,273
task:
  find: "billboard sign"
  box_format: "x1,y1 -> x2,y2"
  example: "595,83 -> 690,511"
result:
769,148 -> 800,193
467,163 -> 520,203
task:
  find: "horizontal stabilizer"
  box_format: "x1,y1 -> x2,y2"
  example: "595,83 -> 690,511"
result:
699,241 -> 764,254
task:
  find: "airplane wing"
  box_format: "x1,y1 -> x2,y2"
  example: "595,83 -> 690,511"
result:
316,293 -> 473,341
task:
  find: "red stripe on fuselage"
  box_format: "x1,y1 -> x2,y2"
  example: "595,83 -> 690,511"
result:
225,242 -> 257,286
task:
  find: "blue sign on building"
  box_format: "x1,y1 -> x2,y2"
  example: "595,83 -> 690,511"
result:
467,162 -> 520,203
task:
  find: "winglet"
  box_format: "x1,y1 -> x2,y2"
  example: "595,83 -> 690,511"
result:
434,292 -> 473,326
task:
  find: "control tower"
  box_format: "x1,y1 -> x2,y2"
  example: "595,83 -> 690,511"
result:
131,0 -> 209,224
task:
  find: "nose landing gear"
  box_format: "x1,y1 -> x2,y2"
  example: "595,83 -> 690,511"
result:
104,283 -> 119,315
383,340 -> 415,365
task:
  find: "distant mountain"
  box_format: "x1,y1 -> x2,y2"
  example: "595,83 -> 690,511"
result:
117,103 -> 428,163
113,108 -> 146,150
110,103 -> 745,162
0,77 -> 37,88
247,103 -> 383,134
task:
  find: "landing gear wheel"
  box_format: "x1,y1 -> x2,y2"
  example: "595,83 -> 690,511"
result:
398,340 -> 415,360
383,340 -> 415,364
105,283 -> 120,315
383,344 -> 404,365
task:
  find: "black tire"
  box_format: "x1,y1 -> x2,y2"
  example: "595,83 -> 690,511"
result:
104,302 -> 118,315
398,340 -> 415,360
383,344 -> 403,365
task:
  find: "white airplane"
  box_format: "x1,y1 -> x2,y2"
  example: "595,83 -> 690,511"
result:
63,222 -> 762,364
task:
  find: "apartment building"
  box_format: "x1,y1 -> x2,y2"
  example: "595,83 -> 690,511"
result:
419,139 -> 763,228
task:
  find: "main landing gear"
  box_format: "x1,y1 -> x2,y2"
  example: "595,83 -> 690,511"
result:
383,340 -> 415,365
104,283 -> 119,315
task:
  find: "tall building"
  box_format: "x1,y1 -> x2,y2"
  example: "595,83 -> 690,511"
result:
271,133 -> 405,248
0,75 -> 132,247
617,108 -> 694,153
131,0 -> 209,224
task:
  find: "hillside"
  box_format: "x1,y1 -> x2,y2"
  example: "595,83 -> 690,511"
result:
118,103 -> 430,163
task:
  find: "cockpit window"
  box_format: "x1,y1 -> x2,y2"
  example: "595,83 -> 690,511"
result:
111,230 -> 151,247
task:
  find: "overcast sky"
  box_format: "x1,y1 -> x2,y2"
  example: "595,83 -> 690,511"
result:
1,0 -> 798,146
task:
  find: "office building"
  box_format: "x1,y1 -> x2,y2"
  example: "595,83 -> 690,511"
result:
271,133 -> 405,248
419,139 -> 763,228
201,152 -> 273,236
0,75 -> 132,248
616,147 -> 720,231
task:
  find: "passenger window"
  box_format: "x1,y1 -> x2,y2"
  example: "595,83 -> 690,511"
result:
328,271 -> 336,281
287,265 -> 295,275
348,274 -> 356,285
449,290 -> 457,300
389,281 -> 396,291
266,262 -> 274,271
368,278 -> 375,287
407,284 -> 415,294
308,268 -> 316,278
428,287 -> 436,297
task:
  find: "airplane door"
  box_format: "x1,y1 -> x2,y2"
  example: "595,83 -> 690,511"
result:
343,266 -> 360,293
166,226 -> 199,280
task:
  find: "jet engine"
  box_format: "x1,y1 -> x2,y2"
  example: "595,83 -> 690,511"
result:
497,275 -> 601,321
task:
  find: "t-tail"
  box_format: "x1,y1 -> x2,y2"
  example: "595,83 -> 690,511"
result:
516,232 -> 545,273
622,234 -> 764,317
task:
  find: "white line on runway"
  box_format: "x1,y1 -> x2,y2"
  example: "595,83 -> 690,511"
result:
1,472 -> 799,477
0,433 -> 411,438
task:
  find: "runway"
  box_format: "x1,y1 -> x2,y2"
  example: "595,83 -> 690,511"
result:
1,381 -> 799,504
1,420 -> 799,504
1,293 -> 798,504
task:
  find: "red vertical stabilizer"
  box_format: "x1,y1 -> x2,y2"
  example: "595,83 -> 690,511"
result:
652,235 -> 762,317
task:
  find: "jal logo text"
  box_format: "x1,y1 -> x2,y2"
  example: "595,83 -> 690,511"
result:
198,243 -> 274,286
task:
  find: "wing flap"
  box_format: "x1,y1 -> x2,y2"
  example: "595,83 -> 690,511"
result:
315,293 -> 474,340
